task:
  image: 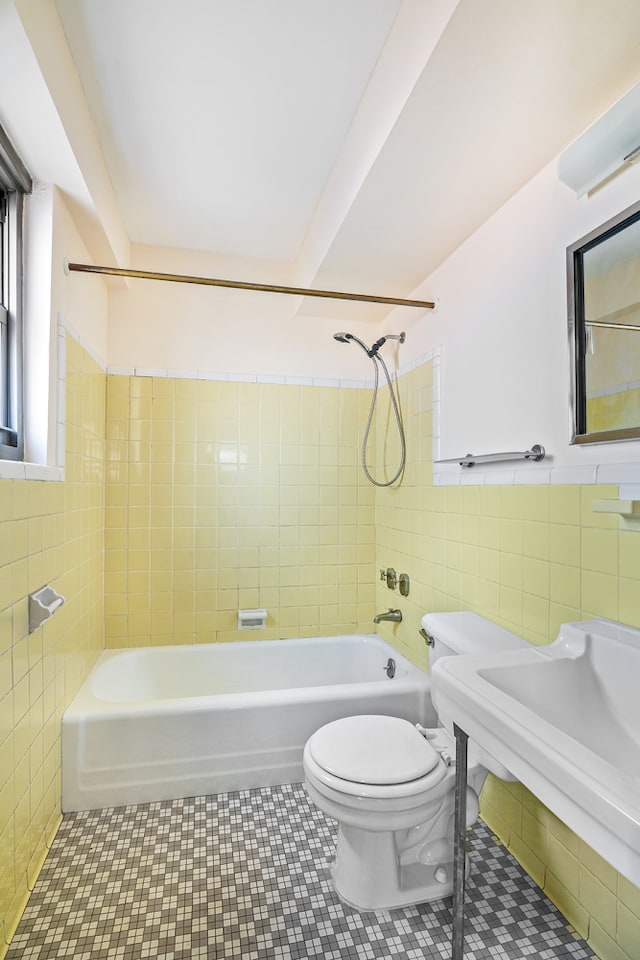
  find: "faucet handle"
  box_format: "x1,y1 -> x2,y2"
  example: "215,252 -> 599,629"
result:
419,627 -> 435,647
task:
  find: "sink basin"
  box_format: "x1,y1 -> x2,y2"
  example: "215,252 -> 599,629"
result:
431,617 -> 640,886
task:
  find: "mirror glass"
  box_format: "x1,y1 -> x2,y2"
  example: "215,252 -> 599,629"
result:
568,199 -> 640,444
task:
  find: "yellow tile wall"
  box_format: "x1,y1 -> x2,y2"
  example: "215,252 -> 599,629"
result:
104,375 -> 376,646
6,348 -> 639,959
0,335 -> 105,952
374,359 -> 640,960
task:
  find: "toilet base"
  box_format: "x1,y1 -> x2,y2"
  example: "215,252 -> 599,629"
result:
331,821 -> 467,911
303,722 -> 485,911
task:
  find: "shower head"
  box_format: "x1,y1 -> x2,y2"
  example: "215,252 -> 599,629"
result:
333,331 -> 372,355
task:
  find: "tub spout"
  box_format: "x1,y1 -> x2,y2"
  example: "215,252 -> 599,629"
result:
373,608 -> 402,624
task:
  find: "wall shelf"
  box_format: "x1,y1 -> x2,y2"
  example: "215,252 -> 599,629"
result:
592,498 -> 640,530
592,499 -> 639,517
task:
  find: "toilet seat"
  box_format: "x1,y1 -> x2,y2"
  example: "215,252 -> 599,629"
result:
308,715 -> 440,785
304,716 -> 449,803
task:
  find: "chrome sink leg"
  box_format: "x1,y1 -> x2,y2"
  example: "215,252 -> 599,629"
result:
453,723 -> 468,960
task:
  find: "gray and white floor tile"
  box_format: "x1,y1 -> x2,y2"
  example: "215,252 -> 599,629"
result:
8,783 -> 594,959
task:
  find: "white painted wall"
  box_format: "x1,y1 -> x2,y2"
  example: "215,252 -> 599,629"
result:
106,243 -> 383,383
53,189 -> 108,366
21,186 -> 107,469
105,149 -> 640,482
102,111 -> 640,482
388,153 -> 640,482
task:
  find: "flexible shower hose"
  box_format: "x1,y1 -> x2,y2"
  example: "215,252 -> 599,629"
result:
361,353 -> 406,487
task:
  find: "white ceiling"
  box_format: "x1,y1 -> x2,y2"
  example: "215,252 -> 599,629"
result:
55,0 -> 403,261
55,0 -> 640,309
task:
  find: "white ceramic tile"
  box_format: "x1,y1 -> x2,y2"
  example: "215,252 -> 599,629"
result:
64,320 -> 107,371
135,367 -> 168,378
311,377 -> 341,388
284,376 -> 314,386
338,379 -> 367,389
514,468 -> 551,484
619,483 -> 640,499
56,333 -> 66,372
56,378 -> 66,426
483,469 -> 516,485
433,466 -> 460,485
549,465 -> 598,485
597,462 -> 640,485
56,424 -> 66,470
398,357 -> 417,375
460,470 -> 486,485
432,399 -> 441,431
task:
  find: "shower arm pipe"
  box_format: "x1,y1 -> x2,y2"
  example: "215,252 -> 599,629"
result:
64,261 -> 436,310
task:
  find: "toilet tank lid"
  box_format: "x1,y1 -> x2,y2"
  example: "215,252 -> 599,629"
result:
421,612 -> 528,655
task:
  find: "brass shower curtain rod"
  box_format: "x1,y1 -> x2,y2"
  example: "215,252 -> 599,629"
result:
65,261 -> 436,310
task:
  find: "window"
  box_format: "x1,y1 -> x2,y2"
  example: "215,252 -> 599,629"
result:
0,125 -> 31,461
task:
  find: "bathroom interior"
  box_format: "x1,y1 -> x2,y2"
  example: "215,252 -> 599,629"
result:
2,1 -> 640,958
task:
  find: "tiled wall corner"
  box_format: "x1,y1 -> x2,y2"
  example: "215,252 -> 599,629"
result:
374,358 -> 640,960
0,335 -> 105,949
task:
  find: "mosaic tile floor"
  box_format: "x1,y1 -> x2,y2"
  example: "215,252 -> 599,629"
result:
9,784 -> 594,960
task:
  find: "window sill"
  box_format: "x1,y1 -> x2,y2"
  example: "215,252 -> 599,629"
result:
0,461 -> 63,481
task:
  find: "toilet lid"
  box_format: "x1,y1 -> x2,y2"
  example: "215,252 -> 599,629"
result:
308,715 -> 440,785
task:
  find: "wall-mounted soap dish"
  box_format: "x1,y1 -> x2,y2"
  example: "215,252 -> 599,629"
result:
592,499 -> 640,530
238,608 -> 267,630
29,585 -> 65,634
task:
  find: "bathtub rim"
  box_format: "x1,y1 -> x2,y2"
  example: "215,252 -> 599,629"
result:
63,632 -> 429,722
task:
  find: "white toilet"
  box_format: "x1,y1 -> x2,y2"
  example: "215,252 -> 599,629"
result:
303,612 -> 528,911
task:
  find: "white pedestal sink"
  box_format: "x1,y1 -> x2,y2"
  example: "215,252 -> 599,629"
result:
430,616 -> 640,887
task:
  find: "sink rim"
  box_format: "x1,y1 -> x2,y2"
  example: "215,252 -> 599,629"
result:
431,627 -> 640,886
434,647 -> 640,799
477,653 -> 640,767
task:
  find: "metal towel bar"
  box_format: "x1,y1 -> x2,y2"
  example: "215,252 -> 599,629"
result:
436,443 -> 545,468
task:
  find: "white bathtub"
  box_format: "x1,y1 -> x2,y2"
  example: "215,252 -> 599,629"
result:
62,634 -> 433,812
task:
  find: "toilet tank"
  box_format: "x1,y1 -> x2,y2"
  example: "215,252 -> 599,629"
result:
421,611 -> 528,673
422,612 -> 530,783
